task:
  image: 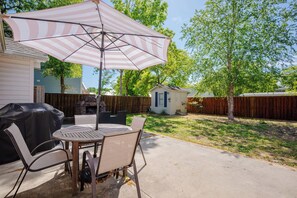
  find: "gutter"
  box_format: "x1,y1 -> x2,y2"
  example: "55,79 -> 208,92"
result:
0,18 -> 5,53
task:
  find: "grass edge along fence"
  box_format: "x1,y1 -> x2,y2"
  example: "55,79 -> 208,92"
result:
45,93 -> 151,117
187,96 -> 297,121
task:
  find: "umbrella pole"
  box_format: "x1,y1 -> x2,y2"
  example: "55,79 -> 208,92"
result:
95,32 -> 105,130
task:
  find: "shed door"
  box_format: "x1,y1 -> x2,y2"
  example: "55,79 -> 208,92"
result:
155,92 -> 158,107
164,91 -> 167,107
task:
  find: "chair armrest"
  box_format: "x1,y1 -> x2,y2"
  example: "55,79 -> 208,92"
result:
31,139 -> 64,155
29,147 -> 71,168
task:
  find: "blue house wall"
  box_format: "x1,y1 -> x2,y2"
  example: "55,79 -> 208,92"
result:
34,69 -> 82,93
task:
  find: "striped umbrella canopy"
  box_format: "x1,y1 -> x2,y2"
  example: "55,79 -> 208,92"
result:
2,0 -> 170,129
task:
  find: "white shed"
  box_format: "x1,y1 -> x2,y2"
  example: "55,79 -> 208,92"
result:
0,37 -> 48,108
150,84 -> 188,115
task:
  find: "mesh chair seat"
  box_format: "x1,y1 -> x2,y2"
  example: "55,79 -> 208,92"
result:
29,149 -> 72,171
131,117 -> 147,166
4,123 -> 72,198
80,129 -> 142,198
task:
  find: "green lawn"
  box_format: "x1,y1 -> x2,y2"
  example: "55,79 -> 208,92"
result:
127,113 -> 297,168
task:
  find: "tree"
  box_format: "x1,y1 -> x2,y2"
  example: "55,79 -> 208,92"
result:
93,69 -> 116,95
111,0 -> 195,96
0,0 -> 82,13
87,87 -> 98,94
281,66 -> 297,92
42,56 -> 82,93
1,0 -> 84,93
182,0 -> 297,120
110,0 -> 168,96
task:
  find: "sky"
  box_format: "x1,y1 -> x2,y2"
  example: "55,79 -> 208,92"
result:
82,0 -> 206,89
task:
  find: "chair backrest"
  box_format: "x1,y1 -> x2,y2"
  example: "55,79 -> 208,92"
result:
98,111 -> 112,123
131,117 -> 146,131
115,110 -> 127,125
97,130 -> 141,175
4,123 -> 33,167
74,114 -> 96,125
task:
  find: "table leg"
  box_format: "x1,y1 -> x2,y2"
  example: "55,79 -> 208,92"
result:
72,142 -> 79,195
65,141 -> 69,172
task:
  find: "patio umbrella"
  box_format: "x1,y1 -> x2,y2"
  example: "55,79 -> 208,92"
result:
2,0 -> 170,129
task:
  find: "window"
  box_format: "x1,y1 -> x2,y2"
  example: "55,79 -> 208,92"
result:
159,93 -> 164,106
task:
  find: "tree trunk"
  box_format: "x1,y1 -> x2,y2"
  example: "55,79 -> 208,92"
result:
119,70 -> 123,96
227,83 -> 235,120
227,54 -> 234,120
60,75 -> 65,94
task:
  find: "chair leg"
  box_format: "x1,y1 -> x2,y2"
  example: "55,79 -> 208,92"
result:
4,167 -> 25,198
67,161 -> 72,177
93,142 -> 97,158
80,155 -> 87,191
138,143 -> 147,166
133,160 -> 141,198
5,167 -> 29,198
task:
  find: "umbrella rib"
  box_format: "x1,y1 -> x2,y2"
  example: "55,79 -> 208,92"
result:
105,44 -> 129,51
104,34 -> 124,49
107,33 -> 167,63
105,34 -> 140,70
106,31 -> 168,39
63,34 -> 101,61
73,35 -> 100,50
80,24 -> 101,49
95,3 -> 104,29
16,32 -> 100,42
10,16 -> 101,29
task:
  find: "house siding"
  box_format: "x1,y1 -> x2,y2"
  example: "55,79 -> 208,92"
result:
0,55 -> 38,108
34,69 -> 82,94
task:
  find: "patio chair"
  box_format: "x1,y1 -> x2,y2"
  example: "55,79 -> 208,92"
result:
80,129 -> 142,198
4,123 -> 72,198
131,117 -> 147,165
74,114 -> 99,157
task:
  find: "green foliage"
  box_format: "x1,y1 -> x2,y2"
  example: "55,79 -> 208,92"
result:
111,0 -> 168,28
0,0 -> 82,13
281,66 -> 297,92
182,0 -> 297,118
42,56 -> 82,93
93,69 -> 116,95
111,0 -> 195,96
87,87 -> 98,94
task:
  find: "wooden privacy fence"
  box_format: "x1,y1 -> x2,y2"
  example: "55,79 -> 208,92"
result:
44,93 -> 297,120
45,93 -> 151,117
187,96 -> 297,121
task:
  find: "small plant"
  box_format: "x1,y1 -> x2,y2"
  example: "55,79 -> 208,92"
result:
160,110 -> 168,115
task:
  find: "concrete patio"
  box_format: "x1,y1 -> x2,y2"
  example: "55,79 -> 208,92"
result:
0,133 -> 296,198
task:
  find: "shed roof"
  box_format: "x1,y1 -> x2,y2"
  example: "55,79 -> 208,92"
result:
150,84 -> 188,93
1,37 -> 48,61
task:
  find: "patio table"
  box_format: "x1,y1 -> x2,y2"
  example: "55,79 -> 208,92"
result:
52,123 -> 132,195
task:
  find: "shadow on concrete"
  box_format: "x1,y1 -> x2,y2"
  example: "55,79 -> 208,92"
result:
6,172 -> 129,198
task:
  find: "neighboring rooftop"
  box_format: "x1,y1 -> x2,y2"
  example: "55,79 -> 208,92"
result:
150,84 -> 188,93
1,37 -> 48,61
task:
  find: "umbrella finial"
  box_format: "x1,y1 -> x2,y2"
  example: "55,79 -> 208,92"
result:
92,0 -> 100,4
